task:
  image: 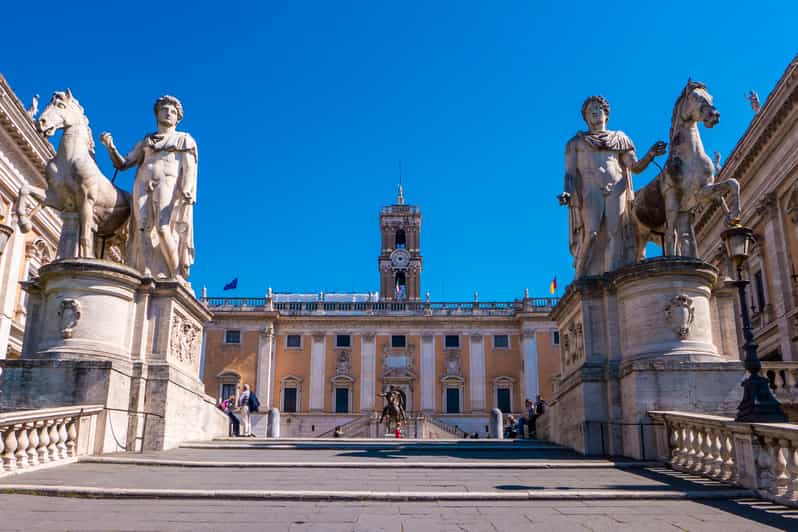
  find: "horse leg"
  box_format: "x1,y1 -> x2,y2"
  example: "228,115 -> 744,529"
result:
663,190 -> 680,256
703,180 -> 741,225
79,196 -> 96,257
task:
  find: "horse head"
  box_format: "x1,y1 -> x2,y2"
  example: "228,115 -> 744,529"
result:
37,88 -> 86,137
677,80 -> 720,129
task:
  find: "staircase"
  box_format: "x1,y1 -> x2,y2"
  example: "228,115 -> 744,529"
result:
0,437 -> 789,530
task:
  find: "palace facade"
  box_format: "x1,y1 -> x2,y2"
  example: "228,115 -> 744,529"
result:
201,189 -> 560,435
0,76 -> 59,361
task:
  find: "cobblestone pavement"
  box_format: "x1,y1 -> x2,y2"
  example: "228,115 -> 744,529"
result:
1,495 -> 796,531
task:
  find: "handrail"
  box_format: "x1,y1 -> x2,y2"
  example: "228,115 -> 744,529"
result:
0,404 -> 104,426
426,416 -> 468,438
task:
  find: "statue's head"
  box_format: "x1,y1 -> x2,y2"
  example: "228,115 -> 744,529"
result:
676,80 -> 719,128
37,88 -> 85,137
581,95 -> 610,129
154,95 -> 183,127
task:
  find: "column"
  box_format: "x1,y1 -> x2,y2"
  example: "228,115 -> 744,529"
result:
360,333 -> 376,412
256,325 -> 274,408
0,230 -> 25,359
309,333 -> 326,411
421,334 -> 435,412
521,329 -> 539,400
469,334 -> 486,412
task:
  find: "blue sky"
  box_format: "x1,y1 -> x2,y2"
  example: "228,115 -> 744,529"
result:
2,1 -> 796,300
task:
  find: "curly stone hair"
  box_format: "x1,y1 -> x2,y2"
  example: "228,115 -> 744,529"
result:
153,95 -> 184,122
581,95 -> 610,122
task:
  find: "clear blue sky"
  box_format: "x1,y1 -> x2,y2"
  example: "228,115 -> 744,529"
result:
2,1 -> 796,300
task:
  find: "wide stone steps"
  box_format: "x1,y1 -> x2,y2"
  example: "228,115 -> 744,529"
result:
0,438 -> 754,502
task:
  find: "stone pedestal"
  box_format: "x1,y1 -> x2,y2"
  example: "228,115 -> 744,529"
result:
548,257 -> 745,458
0,259 -> 227,451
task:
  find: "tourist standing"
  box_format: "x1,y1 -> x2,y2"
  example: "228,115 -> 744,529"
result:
223,396 -> 240,437
238,384 -> 252,437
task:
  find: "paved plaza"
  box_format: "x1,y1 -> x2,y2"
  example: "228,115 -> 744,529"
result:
1,439 -> 797,531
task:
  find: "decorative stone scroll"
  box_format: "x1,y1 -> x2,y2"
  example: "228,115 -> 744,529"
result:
335,350 -> 352,377
444,350 -> 461,377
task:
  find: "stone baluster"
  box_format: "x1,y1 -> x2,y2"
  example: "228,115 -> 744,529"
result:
721,432 -> 736,482
670,422 -> 684,468
683,426 -> 696,471
789,446 -> 798,504
26,422 -> 39,467
47,420 -> 59,461
711,429 -> 725,480
36,422 -> 50,464
691,426 -> 704,473
698,427 -> 715,476
755,437 -> 775,494
2,426 -> 17,471
14,425 -> 29,469
56,418 -> 68,459
785,370 -> 797,393
66,418 -> 77,457
774,438 -> 791,499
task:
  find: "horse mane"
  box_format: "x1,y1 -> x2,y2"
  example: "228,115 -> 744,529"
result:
669,80 -> 708,141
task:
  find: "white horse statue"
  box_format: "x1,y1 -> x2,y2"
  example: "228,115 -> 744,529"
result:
632,80 -> 740,259
19,89 -> 131,259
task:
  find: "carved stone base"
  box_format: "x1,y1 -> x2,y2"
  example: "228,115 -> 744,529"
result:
548,257 -> 745,458
0,259 -> 226,450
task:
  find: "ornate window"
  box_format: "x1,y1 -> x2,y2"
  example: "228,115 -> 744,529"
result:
391,335 -> 406,348
552,330 -> 560,345
216,370 -> 241,402
440,374 -> 465,414
492,376 -> 515,414
280,375 -> 303,413
444,335 -> 460,349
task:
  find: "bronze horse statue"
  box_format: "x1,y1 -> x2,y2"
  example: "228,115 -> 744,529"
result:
378,387 -> 407,434
632,81 -> 740,259
19,89 -> 130,258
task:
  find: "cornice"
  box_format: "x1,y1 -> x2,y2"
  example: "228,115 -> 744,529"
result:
695,55 -> 798,236
0,74 -> 55,175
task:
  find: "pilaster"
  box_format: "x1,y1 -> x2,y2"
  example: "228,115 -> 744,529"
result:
309,333 -> 326,411
360,333 -> 376,412
421,334 -> 435,412
469,334 -> 486,412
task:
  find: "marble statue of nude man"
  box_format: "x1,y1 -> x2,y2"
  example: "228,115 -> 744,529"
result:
100,96 -> 197,280
559,96 -> 666,276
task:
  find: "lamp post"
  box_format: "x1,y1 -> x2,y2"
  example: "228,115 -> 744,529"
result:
721,225 -> 787,422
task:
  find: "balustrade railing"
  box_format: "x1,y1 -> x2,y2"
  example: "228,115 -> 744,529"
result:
762,362 -> 798,400
649,410 -> 798,507
0,405 -> 103,475
203,297 -> 559,316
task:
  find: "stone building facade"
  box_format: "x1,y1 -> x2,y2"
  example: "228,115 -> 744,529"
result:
201,191 -> 559,435
696,54 -> 798,362
0,75 -> 60,360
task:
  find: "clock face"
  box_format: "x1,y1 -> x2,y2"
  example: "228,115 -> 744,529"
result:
390,249 -> 411,268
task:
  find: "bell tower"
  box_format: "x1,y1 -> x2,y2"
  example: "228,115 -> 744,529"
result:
379,184 -> 422,300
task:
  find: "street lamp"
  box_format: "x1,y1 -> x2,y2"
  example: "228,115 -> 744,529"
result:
721,225 -> 787,422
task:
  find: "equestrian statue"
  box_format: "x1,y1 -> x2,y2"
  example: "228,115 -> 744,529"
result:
378,386 -> 407,434
19,89 -> 131,259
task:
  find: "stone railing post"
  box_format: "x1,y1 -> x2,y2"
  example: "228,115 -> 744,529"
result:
25,422 -> 39,467
489,408 -> 503,439
267,408 -> 280,439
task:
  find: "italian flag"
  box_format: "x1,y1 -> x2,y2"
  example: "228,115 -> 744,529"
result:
549,276 -> 557,295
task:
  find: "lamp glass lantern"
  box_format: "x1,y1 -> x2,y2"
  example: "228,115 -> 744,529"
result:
721,226 -> 755,269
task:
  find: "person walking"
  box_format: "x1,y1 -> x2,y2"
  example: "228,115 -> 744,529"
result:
238,384 -> 252,437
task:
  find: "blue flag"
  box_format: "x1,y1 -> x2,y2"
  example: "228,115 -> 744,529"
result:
223,278 -> 238,291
